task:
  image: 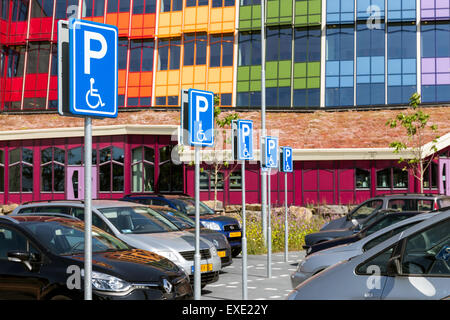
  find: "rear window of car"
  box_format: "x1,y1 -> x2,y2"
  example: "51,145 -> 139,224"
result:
387,199 -> 433,211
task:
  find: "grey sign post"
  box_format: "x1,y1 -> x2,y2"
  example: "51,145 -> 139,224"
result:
182,88 -> 215,300
232,119 -> 254,299
60,16 -> 118,299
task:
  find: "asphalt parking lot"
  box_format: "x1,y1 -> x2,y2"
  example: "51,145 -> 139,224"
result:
202,251 -> 306,300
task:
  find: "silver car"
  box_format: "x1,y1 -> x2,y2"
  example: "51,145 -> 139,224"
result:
288,209 -> 450,300
12,200 -> 222,287
291,212 -> 438,288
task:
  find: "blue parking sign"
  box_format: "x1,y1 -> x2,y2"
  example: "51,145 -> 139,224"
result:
280,147 -> 293,173
188,89 -> 215,147
236,120 -> 254,160
262,136 -> 278,169
69,19 -> 118,118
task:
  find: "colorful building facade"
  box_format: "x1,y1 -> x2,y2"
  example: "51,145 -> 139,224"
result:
0,0 -> 449,206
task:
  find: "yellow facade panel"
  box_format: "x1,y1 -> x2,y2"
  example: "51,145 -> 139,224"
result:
182,66 -> 194,84
221,67 -> 234,82
167,70 -> 180,85
208,68 -> 221,83
194,66 -> 207,83
156,71 -> 168,85
167,85 -> 180,96
155,86 -> 167,97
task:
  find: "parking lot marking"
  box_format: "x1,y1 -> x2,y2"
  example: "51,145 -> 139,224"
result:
269,295 -> 281,299
264,288 -> 278,291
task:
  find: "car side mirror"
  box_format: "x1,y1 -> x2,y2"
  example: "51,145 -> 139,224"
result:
387,255 -> 402,276
7,251 -> 41,271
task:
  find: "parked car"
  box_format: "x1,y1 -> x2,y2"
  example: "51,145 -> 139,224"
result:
288,208 -> 450,300
121,194 -> 243,257
12,200 -> 222,287
306,211 -> 423,256
320,193 -> 450,231
148,205 -> 232,267
291,211 -> 438,288
0,214 -> 192,300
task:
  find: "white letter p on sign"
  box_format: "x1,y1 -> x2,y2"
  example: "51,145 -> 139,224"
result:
84,31 -> 107,75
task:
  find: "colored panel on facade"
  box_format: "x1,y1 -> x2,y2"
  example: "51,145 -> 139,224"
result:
422,0 -> 450,20
266,0 -> 293,26
326,0 -> 354,24
295,0 -> 321,26
387,0 -> 416,21
239,4 -> 261,30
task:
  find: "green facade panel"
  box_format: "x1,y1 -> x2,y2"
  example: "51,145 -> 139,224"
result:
239,5 -> 261,30
267,0 -> 293,26
294,0 -> 321,26
293,62 -> 320,89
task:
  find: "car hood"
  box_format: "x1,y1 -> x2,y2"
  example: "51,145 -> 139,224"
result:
320,217 -> 355,231
308,234 -> 360,255
199,215 -> 239,224
185,228 -> 230,249
64,249 -> 181,283
118,231 -> 212,252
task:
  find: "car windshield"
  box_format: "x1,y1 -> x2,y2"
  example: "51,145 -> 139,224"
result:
169,198 -> 215,216
349,200 -> 383,220
98,206 -> 180,234
23,220 -> 130,256
155,209 -> 196,230
363,214 -> 414,237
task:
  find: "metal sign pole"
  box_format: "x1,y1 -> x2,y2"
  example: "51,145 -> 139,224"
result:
284,172 -> 288,262
84,117 -> 92,300
267,169 -> 272,278
194,146 -> 201,300
260,0 -> 267,244
241,160 -> 248,300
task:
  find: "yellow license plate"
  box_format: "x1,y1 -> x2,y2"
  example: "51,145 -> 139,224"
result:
229,231 -> 241,238
217,250 -> 227,258
192,264 -> 213,273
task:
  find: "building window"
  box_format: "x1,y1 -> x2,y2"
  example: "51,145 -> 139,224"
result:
41,147 -> 65,193
200,170 -> 224,191
27,42 -> 51,75
131,146 -> 154,192
238,32 -> 261,67
293,27 -> 321,107
266,27 -> 292,62
158,145 -> 183,192
157,38 -> 181,71
376,167 -> 409,189
356,23 -> 385,106
184,33 -> 207,66
240,0 -> 261,5
7,47 -> 25,78
31,0 -> 54,18
11,0 -> 29,21
0,150 -> 4,192
161,0 -> 182,12
356,168 -> 370,189
118,38 -> 128,70
325,26 -> 354,107
209,34 -> 234,68
1,0 -> 9,20
9,148 -> 33,193
186,0 -> 209,6
421,23 -> 450,103
55,0 -> 78,20
99,146 -> 124,192
130,39 -> 154,72
229,170 -> 242,190
212,0 -> 234,7
387,24 -> 417,104
132,0 -> 156,14
83,0 -> 106,17
423,162 -> 438,189
107,0 -> 131,13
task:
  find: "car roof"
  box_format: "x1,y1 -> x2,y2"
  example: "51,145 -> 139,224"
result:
1,215 -> 81,224
17,199 -> 144,210
372,193 -> 446,199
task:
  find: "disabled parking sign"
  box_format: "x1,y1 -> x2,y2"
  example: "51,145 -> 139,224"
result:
262,136 -> 278,169
188,89 -> 215,147
280,147 -> 293,173
69,19 -> 118,118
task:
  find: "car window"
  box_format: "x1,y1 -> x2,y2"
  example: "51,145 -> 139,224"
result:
34,206 -> 72,214
71,207 -> 114,235
387,199 -> 433,212
364,215 -> 413,236
151,199 -> 169,206
0,225 -> 39,260
17,207 -> 35,214
349,200 -> 383,220
98,206 -> 180,234
170,198 -> 215,216
363,222 -> 421,252
23,221 -> 130,255
356,245 -> 394,275
401,218 -> 450,276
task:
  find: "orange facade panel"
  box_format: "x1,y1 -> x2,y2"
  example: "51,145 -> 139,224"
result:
105,12 -> 130,36
131,14 -> 156,38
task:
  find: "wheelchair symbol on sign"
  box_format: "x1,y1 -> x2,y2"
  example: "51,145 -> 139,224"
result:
242,146 -> 251,158
285,163 -> 291,171
85,78 -> 105,109
196,123 -> 207,142
268,157 -> 275,167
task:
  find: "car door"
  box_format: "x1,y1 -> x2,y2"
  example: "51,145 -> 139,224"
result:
0,224 -> 44,300
381,218 -> 450,299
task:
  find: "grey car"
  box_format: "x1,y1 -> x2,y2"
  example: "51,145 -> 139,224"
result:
12,200 -> 222,287
288,209 -> 450,300
291,212 -> 438,288
320,194 -> 450,231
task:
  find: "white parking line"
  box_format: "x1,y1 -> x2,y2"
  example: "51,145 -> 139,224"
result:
264,288 -> 278,291
269,295 -> 281,299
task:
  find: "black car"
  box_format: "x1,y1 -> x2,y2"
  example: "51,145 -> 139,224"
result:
0,215 -> 192,300
305,211 -> 423,256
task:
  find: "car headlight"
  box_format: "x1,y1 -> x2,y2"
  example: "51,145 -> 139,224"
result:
298,260 -> 307,272
157,251 -> 180,263
91,272 -> 131,293
210,245 -> 217,257
201,221 -> 221,231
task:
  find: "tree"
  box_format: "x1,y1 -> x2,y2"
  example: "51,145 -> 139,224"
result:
385,93 -> 440,193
